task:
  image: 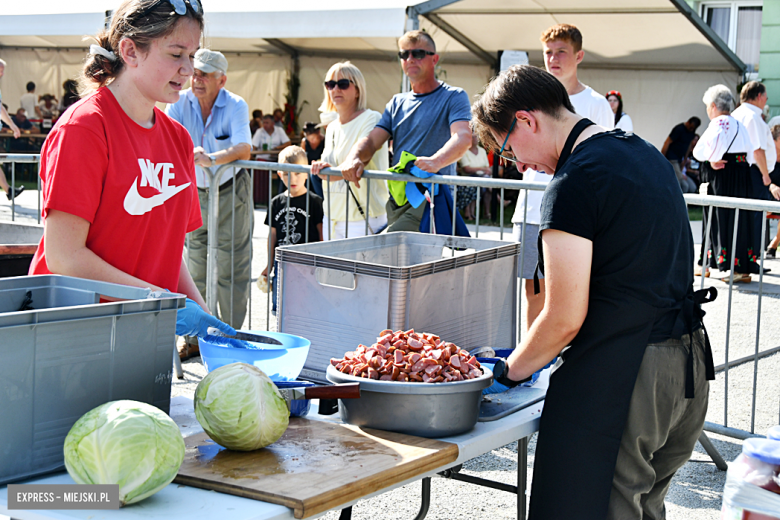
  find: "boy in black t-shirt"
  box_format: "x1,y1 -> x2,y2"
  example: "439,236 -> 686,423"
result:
262,146 -> 323,312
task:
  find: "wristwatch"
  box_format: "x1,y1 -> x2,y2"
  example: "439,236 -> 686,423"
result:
208,154 -> 217,168
492,359 -> 532,388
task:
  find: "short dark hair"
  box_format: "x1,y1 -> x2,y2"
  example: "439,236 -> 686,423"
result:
303,121 -> 319,134
26,81 -> 35,92
687,116 -> 701,129
252,109 -> 263,119
740,80 -> 766,103
471,64 -> 575,151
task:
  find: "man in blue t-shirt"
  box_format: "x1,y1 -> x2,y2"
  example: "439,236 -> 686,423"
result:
339,31 -> 472,232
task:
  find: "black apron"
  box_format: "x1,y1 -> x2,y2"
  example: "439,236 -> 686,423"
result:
528,119 -> 716,520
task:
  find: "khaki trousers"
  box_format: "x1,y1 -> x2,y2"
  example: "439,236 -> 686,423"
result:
385,197 -> 426,232
186,171 -> 252,329
608,329 -> 709,519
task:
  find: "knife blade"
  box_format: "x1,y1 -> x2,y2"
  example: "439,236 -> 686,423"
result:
207,328 -> 283,346
277,383 -> 361,406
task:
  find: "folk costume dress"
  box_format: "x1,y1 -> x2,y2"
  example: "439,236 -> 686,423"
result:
693,115 -> 759,274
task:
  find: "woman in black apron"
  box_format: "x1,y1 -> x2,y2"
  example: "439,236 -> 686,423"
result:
472,65 -> 715,519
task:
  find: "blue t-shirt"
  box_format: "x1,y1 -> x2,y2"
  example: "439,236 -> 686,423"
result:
376,82 -> 471,176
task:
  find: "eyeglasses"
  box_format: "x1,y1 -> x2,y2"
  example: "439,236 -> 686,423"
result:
606,90 -> 621,98
398,49 -> 435,61
324,79 -> 352,91
495,118 -> 518,164
138,0 -> 201,18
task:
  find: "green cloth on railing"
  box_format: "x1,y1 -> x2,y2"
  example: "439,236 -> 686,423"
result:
387,151 -> 418,207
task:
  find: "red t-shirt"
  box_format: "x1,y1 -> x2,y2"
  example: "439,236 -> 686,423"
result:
29,88 -> 202,292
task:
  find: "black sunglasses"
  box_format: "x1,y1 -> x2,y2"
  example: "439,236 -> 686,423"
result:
324,79 -> 352,91
138,0 -> 201,18
398,49 -> 435,61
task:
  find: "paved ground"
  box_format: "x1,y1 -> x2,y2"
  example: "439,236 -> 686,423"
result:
4,190 -> 779,519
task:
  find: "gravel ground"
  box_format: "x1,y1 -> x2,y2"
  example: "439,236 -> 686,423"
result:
5,191 -> 779,519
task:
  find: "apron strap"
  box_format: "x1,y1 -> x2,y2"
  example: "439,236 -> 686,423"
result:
533,118 -> 596,290
554,118 -> 595,172
682,287 -> 718,398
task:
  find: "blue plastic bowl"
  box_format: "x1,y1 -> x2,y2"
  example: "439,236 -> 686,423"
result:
275,380 -> 315,417
199,330 -> 311,382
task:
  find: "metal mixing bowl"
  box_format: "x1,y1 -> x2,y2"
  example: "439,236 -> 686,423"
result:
326,364 -> 493,438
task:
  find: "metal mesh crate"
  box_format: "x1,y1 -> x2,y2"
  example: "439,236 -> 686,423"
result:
276,232 -> 520,382
0,275 -> 183,485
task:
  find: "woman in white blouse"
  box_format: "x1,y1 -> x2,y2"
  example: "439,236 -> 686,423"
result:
693,84 -> 758,282
606,90 -> 633,132
311,62 -> 389,240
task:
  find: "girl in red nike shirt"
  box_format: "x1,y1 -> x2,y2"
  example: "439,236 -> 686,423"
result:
29,0 -> 233,338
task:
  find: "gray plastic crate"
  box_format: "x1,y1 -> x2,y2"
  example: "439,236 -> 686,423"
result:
0,275 -> 184,485
276,232 -> 520,382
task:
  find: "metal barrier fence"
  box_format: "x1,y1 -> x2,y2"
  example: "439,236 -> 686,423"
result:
4,153 -> 779,462
683,193 -> 780,443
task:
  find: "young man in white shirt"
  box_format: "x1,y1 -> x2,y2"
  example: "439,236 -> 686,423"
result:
732,81 -> 777,257
252,114 -> 290,151
541,23 -> 614,129
514,23 -> 614,334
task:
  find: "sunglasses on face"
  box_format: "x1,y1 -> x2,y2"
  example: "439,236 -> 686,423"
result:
496,118 -> 518,164
138,0 -> 201,18
398,49 -> 435,61
324,79 -> 352,91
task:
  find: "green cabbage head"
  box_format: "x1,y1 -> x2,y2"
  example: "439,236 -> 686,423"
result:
63,400 -> 185,506
194,362 -> 289,451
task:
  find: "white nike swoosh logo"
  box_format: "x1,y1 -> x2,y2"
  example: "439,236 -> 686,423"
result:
123,179 -> 191,216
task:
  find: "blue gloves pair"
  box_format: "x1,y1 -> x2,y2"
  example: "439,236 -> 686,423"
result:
176,298 -> 236,338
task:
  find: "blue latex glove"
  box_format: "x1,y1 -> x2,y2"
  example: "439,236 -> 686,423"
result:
176,298 -> 236,338
481,363 -> 511,395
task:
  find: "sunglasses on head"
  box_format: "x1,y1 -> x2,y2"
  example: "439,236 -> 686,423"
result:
324,79 -> 352,91
398,49 -> 435,61
496,118 -> 518,164
138,0 -> 201,18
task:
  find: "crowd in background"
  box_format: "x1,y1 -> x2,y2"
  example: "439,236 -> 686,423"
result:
1,23 -> 779,291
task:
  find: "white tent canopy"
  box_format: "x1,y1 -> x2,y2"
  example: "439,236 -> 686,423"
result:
409,0 -> 743,71
0,0 -> 743,146
0,0 -> 742,68
0,1 -> 409,54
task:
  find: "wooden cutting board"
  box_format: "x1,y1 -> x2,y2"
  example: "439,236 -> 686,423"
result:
174,418 -> 458,519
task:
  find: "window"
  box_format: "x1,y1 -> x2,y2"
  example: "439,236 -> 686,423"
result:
701,1 -> 762,72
